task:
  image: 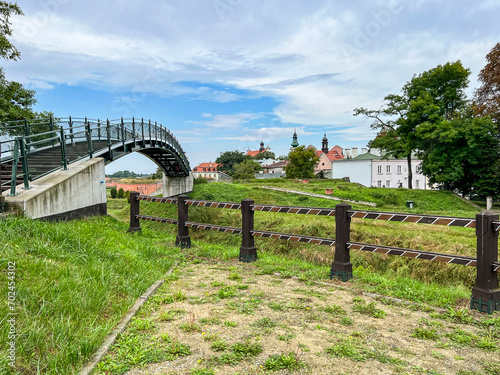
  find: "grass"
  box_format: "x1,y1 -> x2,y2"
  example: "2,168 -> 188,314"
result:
96,258 -> 499,374
264,352 -> 305,371
133,181 -> 480,290
0,215 -> 178,374
0,179 -> 493,374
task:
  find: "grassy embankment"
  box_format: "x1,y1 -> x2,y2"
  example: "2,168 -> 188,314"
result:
0,216 -> 180,374
131,180 -> 481,297
0,179 -> 491,374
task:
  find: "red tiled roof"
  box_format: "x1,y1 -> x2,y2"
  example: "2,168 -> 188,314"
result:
246,150 -> 263,157
193,162 -> 219,172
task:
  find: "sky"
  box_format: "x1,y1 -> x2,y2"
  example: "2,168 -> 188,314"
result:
3,0 -> 499,174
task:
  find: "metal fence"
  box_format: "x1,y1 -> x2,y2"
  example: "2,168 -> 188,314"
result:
129,193 -> 500,314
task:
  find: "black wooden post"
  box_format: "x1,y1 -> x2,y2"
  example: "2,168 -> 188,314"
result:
240,199 -> 257,263
471,211 -> 500,314
129,191 -> 141,233
331,203 -> 353,281
175,194 -> 191,248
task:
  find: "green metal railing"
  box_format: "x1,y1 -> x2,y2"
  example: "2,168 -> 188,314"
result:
1,116 -> 190,196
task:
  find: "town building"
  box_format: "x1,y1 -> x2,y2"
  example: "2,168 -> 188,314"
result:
191,162 -> 221,181
246,141 -> 271,157
290,131 -> 344,177
332,152 -> 428,189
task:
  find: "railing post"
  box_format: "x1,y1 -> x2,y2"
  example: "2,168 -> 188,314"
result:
85,117 -> 93,158
148,119 -> 152,143
106,119 -> 112,161
49,116 -> 55,147
68,116 -> 74,145
155,121 -> 158,144
60,128 -> 68,170
129,191 -> 141,233
471,211 -> 500,314
121,117 -> 125,149
132,117 -> 136,146
14,138 -> 31,192
9,139 -> 20,196
175,194 -> 191,248
240,199 -> 257,263
141,118 -> 145,147
331,203 -> 353,281
24,119 -> 31,151
97,119 -> 101,140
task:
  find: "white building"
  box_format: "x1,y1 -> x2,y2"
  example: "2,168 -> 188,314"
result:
332,152 -> 428,189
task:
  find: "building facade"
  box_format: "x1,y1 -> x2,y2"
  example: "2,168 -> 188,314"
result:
332,153 -> 427,189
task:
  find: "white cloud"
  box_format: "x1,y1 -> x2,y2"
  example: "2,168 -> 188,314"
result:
195,113 -> 263,129
6,0 -> 499,165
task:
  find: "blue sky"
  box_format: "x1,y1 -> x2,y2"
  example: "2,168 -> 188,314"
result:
4,0 -> 500,173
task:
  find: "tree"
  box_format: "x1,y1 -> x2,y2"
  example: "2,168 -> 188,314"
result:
215,150 -> 251,176
0,1 -> 23,61
474,42 -> 500,125
110,187 -> 117,198
284,145 -> 319,179
0,2 -> 42,125
355,61 -> 470,189
417,116 -> 499,196
233,159 -> 263,180
253,150 -> 275,160
117,188 -> 125,199
150,166 -> 163,180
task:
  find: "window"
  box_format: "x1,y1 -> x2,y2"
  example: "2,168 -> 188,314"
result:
377,165 -> 382,174
415,180 -> 420,188
397,165 -> 402,174
386,180 -> 391,188
377,180 -> 382,187
416,164 -> 422,174
386,165 -> 391,174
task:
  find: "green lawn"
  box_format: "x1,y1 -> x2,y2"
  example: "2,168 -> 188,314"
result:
0,180 -> 488,374
0,216 -> 179,374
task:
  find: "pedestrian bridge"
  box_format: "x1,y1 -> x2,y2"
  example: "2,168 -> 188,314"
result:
0,117 -> 192,219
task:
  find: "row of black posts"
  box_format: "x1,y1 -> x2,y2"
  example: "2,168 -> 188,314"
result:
128,192 -> 499,314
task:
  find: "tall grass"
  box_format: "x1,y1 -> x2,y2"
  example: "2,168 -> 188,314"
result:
0,216 -> 178,374
128,181 -> 478,289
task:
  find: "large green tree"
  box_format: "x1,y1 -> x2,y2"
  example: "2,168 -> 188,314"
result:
417,116 -> 499,196
0,1 -> 40,126
253,150 -> 275,160
0,1 -> 22,61
215,150 -> 251,176
474,42 -> 500,125
285,145 -> 319,179
354,61 -> 470,189
232,159 -> 263,180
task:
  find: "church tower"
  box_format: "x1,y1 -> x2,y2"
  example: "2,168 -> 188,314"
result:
259,141 -> 265,153
291,129 -> 299,148
321,133 -> 329,154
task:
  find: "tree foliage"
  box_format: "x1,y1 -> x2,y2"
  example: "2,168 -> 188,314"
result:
233,159 -> 263,180
253,150 -> 275,160
0,68 -> 37,122
0,1 -> 23,61
0,2 -> 42,125
215,150 -> 251,176
474,42 -> 500,125
417,116 -> 499,196
355,61 -> 470,189
284,146 -> 319,179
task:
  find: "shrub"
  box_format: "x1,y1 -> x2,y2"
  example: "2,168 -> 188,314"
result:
110,187 -> 117,198
124,190 -> 131,203
117,188 -> 125,199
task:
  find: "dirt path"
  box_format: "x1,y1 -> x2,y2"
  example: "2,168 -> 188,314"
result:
95,259 -> 499,375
